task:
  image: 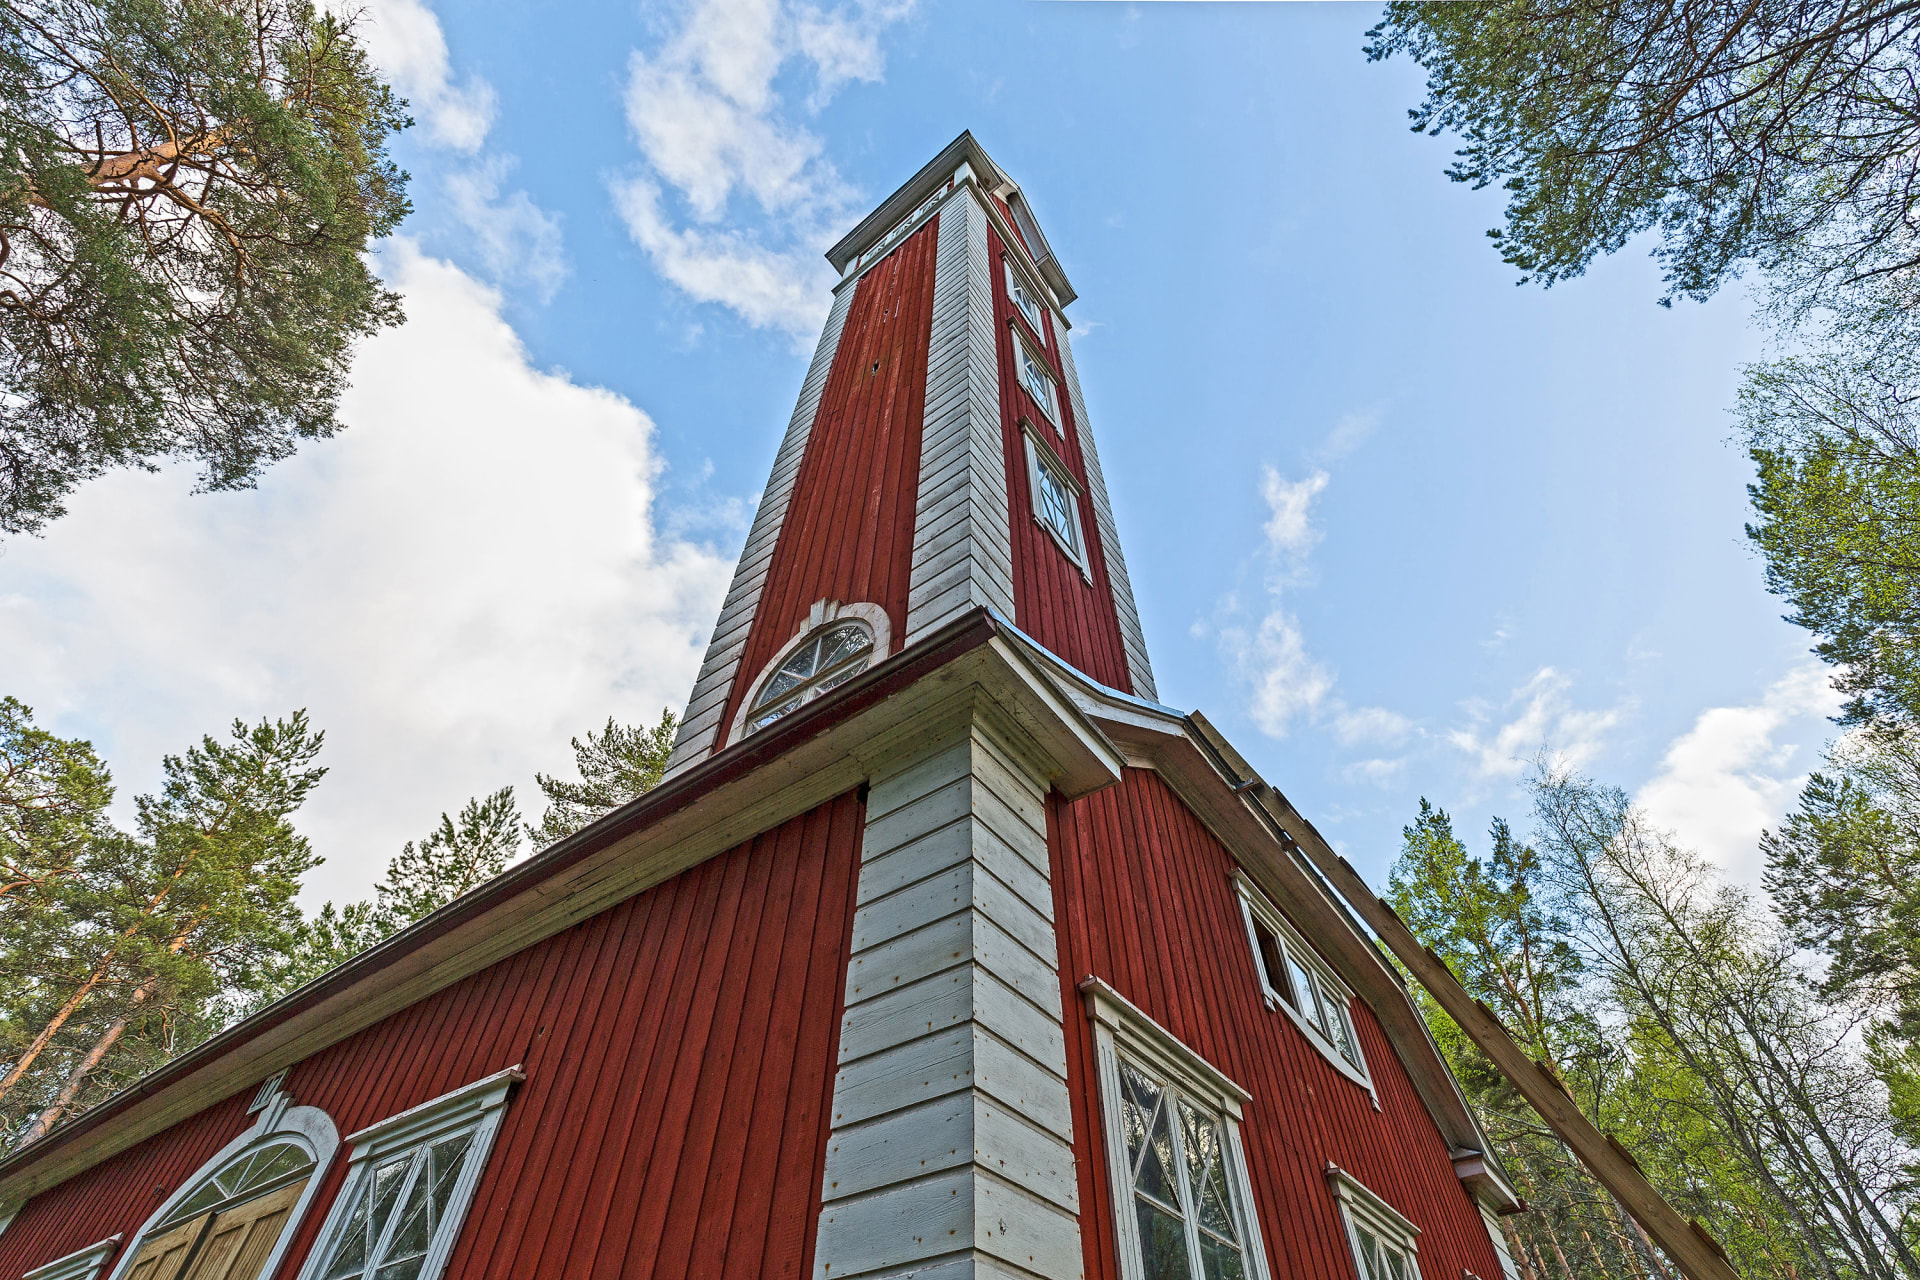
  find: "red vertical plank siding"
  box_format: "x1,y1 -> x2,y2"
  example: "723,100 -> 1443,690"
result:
989,226 -> 1134,691
1052,770 -> 1507,1280
0,791 -> 866,1280
713,218 -> 941,751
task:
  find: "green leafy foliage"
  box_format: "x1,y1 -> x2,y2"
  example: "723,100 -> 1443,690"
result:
1396,773 -> 1920,1279
1743,304 -> 1920,734
0,0 -> 412,535
527,709 -> 676,847
1366,0 -> 1920,308
0,705 -> 325,1145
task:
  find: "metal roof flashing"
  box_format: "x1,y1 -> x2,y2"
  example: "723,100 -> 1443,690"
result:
824,131 -> 1077,307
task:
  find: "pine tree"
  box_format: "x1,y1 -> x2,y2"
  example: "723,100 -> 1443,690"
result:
0,711 -> 326,1145
0,0 -> 413,534
264,790 -> 524,998
528,710 -> 676,847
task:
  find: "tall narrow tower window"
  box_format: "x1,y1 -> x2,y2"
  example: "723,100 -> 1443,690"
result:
1006,259 -> 1048,341
1025,429 -> 1089,576
1016,335 -> 1060,425
747,620 -> 875,733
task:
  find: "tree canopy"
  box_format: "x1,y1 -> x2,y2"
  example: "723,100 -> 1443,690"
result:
1394,774 -> 1920,1280
0,702 -> 680,1147
1366,0 -> 1920,308
0,0 -> 411,535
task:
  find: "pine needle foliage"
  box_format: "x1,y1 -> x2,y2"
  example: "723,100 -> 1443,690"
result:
0,0 -> 412,535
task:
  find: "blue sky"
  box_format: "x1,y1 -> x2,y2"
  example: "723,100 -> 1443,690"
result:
0,0 -> 1836,904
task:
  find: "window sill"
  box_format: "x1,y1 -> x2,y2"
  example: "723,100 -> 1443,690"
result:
1260,989 -> 1379,1107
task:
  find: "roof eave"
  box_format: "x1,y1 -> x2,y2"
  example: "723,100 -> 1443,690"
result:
823,131 -> 1078,308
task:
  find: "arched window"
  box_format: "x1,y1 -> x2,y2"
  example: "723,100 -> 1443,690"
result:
732,601 -> 891,742
747,620 -> 874,733
105,1098 -> 337,1280
155,1139 -> 314,1228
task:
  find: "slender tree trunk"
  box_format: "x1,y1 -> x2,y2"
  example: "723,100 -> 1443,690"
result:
0,958 -> 113,1101
0,872 -> 192,1106
14,984 -> 151,1146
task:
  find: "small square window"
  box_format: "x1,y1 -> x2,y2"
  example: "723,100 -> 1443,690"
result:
1235,874 -> 1370,1088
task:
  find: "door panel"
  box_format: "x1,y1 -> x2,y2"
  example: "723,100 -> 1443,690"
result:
120,1215 -> 214,1280
180,1180 -> 306,1280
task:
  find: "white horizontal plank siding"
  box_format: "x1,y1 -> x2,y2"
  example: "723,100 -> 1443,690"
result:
1056,330 -> 1157,702
663,282 -> 855,778
905,189 -> 1016,646
816,718 -> 1082,1280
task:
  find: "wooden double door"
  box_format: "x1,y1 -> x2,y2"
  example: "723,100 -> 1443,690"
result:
118,1180 -> 306,1280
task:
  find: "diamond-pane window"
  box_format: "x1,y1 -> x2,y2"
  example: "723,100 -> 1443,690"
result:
296,1068 -> 517,1280
1006,261 -> 1048,339
313,1124 -> 484,1280
747,620 -> 876,733
1018,341 -> 1059,423
1116,1056 -> 1254,1280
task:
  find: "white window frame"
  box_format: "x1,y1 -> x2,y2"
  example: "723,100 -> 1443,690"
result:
1022,426 -> 1092,581
1012,325 -> 1061,427
1082,978 -> 1275,1280
1327,1164 -> 1423,1280
103,1088 -> 339,1280
1234,873 -> 1374,1098
728,599 -> 892,743
24,1236 -> 121,1280
293,1067 -> 521,1280
1004,258 -> 1049,346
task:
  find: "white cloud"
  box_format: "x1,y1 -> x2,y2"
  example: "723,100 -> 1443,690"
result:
348,0 -> 497,150
1261,467 -> 1329,558
341,0 -> 569,303
1217,458 -> 1407,742
612,178 -> 830,335
1317,410 -> 1379,462
612,0 -> 918,338
0,244 -> 732,904
1447,668 -> 1629,781
1334,705 -> 1414,747
1344,757 -> 1406,787
444,159 -> 569,300
1223,610 -> 1335,739
1638,663 -> 1841,877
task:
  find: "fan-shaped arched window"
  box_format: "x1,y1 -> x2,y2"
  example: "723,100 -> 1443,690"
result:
746,619 -> 875,733
102,1101 -> 337,1280
157,1139 -> 315,1228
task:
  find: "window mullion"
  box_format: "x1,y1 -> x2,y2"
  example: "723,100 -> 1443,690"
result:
364,1150 -> 425,1275
1168,1091 -> 1208,1280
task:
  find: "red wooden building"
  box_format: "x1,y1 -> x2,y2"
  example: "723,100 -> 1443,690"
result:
0,133 -> 1524,1280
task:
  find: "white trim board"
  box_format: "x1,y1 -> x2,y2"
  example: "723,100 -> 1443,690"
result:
23,1235 -> 120,1280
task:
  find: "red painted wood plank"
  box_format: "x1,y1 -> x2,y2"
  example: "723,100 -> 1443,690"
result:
1052,769 -> 1508,1280
713,221 -> 941,751
0,791 -> 867,1280
986,226 -> 1134,692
